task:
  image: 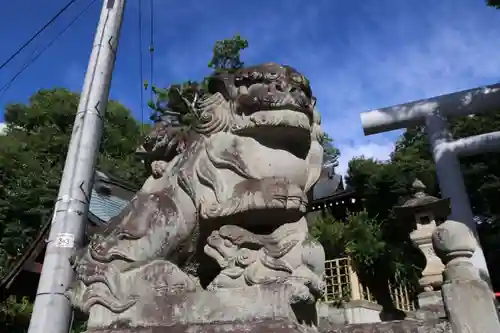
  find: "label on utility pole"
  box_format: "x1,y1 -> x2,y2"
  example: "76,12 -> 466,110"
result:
55,233 -> 75,248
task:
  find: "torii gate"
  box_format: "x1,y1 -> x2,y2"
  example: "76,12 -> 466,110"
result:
360,83 -> 500,279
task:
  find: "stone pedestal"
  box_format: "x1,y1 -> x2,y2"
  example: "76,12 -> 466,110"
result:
316,300 -> 383,325
86,321 -> 306,333
415,291 -> 445,319
442,279 -> 500,333
343,300 -> 382,324
432,219 -> 500,333
85,284 -> 318,333
418,291 -> 442,308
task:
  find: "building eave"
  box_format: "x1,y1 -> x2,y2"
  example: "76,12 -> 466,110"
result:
0,221 -> 50,297
0,169 -> 137,297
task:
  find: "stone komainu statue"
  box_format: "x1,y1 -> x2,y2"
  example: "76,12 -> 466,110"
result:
68,62 -> 326,321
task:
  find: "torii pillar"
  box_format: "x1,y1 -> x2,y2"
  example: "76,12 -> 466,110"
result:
360,83 -> 500,280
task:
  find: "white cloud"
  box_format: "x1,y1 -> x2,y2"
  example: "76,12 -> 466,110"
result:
130,1 -> 500,171
0,122 -> 6,135
310,6 -> 500,144
295,2 -> 500,172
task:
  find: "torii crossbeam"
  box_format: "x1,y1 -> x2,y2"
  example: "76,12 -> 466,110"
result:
360,83 -> 500,279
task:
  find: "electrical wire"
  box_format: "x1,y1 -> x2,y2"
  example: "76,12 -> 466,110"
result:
138,0 -> 145,129
149,0 -> 155,102
0,0 -> 80,72
0,0 -> 99,98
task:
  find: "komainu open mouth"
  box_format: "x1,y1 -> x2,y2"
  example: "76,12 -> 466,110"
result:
211,62 -> 316,160
232,110 -> 312,160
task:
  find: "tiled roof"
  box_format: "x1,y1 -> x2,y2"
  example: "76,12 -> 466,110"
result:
87,171 -> 137,225
1,170 -> 137,295
312,165 -> 344,201
89,189 -> 130,223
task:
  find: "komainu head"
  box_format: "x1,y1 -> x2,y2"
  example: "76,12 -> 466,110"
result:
138,62 -> 324,175
208,62 -> 321,160
209,62 -> 315,117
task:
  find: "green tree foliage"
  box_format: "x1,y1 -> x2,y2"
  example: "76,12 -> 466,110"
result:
0,296 -> 33,333
146,34 -> 338,160
338,135 -> 439,310
312,209 -> 421,317
144,34 -> 250,158
0,89 -> 149,331
208,34 -> 249,73
147,80 -> 204,127
391,113 -> 500,232
321,133 -> 340,166
0,294 -> 87,333
146,34 -> 337,159
311,211 -> 385,267
148,34 -> 249,125
0,89 -> 149,274
487,0 -> 500,9
70,318 -> 88,333
312,148 -> 424,319
341,112 -> 500,295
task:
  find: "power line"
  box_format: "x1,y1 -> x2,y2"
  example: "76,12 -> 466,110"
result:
149,0 -> 155,102
138,0 -> 145,129
0,0 -> 98,98
0,0 -> 80,72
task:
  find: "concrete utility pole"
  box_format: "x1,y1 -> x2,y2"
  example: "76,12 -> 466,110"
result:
360,83 -> 500,281
27,1 -> 126,333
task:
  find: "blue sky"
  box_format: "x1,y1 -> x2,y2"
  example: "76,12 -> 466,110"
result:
1,0 -> 499,174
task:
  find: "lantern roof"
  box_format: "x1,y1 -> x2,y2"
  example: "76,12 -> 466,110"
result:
394,179 -> 450,220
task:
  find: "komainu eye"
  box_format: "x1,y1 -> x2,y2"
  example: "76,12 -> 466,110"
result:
265,72 -> 278,80
291,74 -> 303,83
250,71 -> 261,80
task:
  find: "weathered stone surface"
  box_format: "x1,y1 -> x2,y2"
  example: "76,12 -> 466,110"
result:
84,319 -> 452,333
85,284 -> 319,328
317,303 -> 348,325
67,62 -> 327,330
442,279 -> 500,333
85,320 -> 310,333
320,319 -> 451,333
417,291 -> 443,309
433,219 -> 500,333
204,218 -> 326,304
342,300 -> 383,324
414,291 -> 445,320
317,300 -> 387,326
395,180 -> 447,293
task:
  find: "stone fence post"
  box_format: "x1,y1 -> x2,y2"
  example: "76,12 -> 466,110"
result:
432,219 -> 500,333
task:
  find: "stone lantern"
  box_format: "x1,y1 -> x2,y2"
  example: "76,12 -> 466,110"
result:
394,179 -> 450,313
